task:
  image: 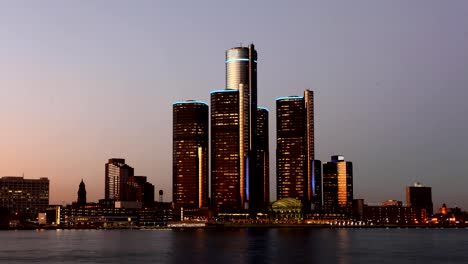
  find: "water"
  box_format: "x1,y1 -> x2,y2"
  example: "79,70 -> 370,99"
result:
0,228 -> 467,263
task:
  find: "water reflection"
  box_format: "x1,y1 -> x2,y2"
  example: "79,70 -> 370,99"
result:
336,229 -> 350,264
0,229 -> 468,263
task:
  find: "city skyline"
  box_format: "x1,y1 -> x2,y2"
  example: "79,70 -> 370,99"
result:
1,1 -> 467,208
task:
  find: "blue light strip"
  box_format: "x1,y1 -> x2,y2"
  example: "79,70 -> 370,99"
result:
245,156 -> 249,201
225,58 -> 250,63
275,96 -> 304,101
172,100 -> 208,105
257,106 -> 269,111
210,89 -> 238,94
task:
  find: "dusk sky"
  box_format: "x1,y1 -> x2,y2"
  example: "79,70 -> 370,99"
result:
1,1 -> 467,208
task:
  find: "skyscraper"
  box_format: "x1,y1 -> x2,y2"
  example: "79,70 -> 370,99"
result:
276,90 -> 315,206
256,107 -> 270,205
172,100 -> 209,209
322,155 -> 353,214
105,158 -> 134,201
225,44 -> 259,209
210,90 -> 241,209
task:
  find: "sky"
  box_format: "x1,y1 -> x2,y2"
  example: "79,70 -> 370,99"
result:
0,0 -> 467,208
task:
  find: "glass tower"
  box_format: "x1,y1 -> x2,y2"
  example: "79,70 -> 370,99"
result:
276,90 -> 315,207
173,100 -> 209,208
210,90 -> 241,209
224,44 -> 261,209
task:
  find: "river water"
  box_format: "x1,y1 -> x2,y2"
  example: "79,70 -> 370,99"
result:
0,228 -> 467,263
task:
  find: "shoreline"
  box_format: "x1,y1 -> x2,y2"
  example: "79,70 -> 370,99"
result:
1,223 -> 468,231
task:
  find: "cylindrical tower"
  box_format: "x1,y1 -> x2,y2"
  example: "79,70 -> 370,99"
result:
225,44 -> 258,210
173,100 -> 209,208
276,96 -> 307,201
210,90 -> 243,210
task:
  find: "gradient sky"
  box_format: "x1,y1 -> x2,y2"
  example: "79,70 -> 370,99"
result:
1,0 -> 467,208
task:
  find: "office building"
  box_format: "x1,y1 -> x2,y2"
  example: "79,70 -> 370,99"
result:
105,159 -> 134,201
256,107 -> 270,205
364,204 -> 416,225
0,176 -> 49,214
173,100 -> 209,209
322,155 -> 353,214
276,90 -> 315,206
406,182 -> 433,215
210,89 -> 242,210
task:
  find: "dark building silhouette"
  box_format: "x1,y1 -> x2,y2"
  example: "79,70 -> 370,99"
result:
105,159 -> 134,201
0,176 -> 49,214
77,179 -> 87,206
406,183 -> 433,215
256,107 -> 270,205
276,90 -> 315,207
128,176 -> 155,208
322,155 -> 353,214
172,100 -> 209,209
210,89 -> 241,210
311,160 -> 322,210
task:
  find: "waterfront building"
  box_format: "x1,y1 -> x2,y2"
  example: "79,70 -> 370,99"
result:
77,179 -> 87,206
210,89 -> 241,210
276,90 -> 315,207
172,100 -> 209,209
322,155 -> 353,214
256,107 -> 270,206
364,203 -> 416,225
0,176 -> 49,214
105,159 -> 134,201
406,182 -> 433,216
269,198 -> 304,221
60,203 -> 174,228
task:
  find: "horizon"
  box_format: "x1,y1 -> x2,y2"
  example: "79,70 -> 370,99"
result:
1,1 -> 467,208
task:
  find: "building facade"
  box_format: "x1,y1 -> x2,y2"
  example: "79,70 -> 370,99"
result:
322,155 -> 353,214
210,90 -> 241,210
0,176 -> 49,214
276,90 -> 315,207
406,183 -> 433,216
172,100 -> 209,209
105,159 -> 134,201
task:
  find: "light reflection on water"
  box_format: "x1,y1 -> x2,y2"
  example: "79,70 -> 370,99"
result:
0,228 -> 467,263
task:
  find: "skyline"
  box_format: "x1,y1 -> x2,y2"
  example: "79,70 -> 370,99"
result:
1,1 -> 467,208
